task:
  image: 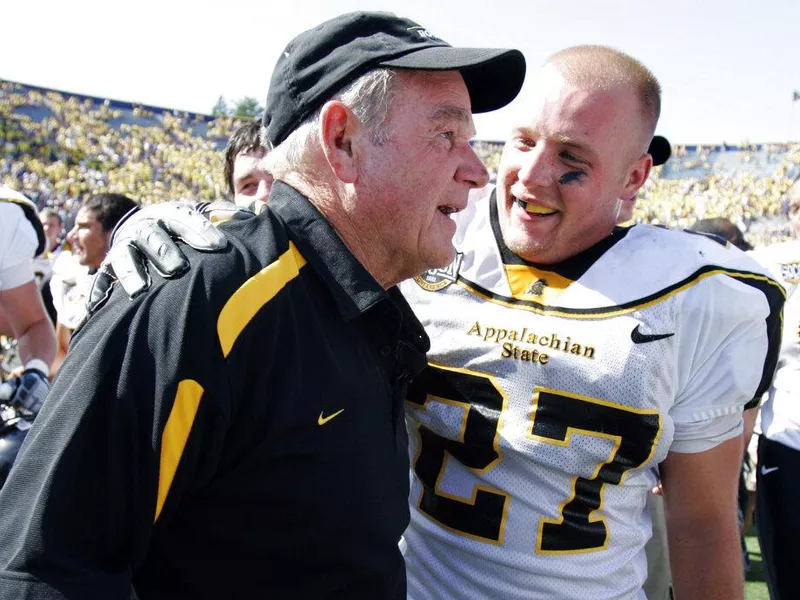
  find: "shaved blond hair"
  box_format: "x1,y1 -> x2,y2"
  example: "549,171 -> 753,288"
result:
546,45 -> 661,140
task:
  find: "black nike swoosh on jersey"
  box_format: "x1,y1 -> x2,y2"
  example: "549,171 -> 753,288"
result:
631,324 -> 675,344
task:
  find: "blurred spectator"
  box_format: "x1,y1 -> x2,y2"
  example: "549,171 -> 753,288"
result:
692,217 -> 753,251
223,119 -> 272,211
49,193 -> 138,376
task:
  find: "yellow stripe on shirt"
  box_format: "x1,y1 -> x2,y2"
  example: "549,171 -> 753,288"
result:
155,378 -> 203,522
217,241 -> 307,357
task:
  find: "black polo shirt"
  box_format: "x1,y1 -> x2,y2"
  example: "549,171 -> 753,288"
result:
0,181 -> 429,599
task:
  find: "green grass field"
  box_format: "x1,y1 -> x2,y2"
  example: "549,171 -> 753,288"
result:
745,528 -> 769,600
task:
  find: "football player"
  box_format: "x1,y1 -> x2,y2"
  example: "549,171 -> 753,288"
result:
80,47 -> 782,599
398,47 -> 781,600
48,193 -> 138,377
748,184 -> 800,600
0,186 -> 56,488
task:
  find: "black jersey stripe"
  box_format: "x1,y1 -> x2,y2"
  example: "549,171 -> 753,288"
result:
456,265 -> 785,320
154,379 -> 203,522
735,274 -> 786,406
217,241 -> 308,357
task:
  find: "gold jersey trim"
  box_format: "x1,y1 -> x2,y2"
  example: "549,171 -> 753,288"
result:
457,265 -> 785,319
155,378 -> 203,522
217,241 -> 307,357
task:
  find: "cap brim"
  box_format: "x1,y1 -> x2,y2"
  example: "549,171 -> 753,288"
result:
379,47 -> 526,113
648,135 -> 671,166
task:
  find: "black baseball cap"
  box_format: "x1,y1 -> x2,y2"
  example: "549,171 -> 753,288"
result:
263,11 -> 526,146
648,135 -> 671,166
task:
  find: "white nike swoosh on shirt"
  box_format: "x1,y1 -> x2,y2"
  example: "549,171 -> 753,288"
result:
760,466 -> 779,475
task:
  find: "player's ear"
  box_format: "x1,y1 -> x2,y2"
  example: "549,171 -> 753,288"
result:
318,101 -> 359,184
620,153 -> 652,202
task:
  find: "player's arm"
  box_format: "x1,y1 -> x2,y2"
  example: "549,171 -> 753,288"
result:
0,275 -> 230,598
662,261 -> 783,600
48,319 -> 73,378
0,280 -> 56,369
661,435 -> 744,600
0,281 -> 56,415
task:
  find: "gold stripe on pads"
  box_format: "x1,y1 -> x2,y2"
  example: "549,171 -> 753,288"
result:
217,241 -> 307,357
155,378 -> 203,523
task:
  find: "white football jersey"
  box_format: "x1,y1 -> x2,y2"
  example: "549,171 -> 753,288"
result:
0,189 -> 40,291
400,187 -> 783,600
750,240 -> 800,451
49,251 -> 92,329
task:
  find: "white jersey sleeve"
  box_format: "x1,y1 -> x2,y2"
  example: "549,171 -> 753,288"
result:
49,251 -> 92,329
0,202 -> 39,291
670,257 -> 780,451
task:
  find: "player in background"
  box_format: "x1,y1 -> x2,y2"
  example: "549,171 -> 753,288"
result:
747,184 -> 800,600
49,193 -> 138,376
0,186 -> 56,488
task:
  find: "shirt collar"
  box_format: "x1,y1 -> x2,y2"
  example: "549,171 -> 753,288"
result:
266,181 -> 390,321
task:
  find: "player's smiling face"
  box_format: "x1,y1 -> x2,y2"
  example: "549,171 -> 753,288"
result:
67,206 -> 111,269
496,65 -> 652,264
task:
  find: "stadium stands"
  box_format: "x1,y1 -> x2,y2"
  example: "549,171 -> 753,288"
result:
2,79 -> 798,246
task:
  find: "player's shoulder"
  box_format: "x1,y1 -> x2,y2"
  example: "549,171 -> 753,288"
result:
586,224 -> 782,312
621,223 -> 771,277
0,203 -> 36,246
0,189 -> 45,256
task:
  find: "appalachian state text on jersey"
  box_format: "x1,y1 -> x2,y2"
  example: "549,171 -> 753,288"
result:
400,187 -> 783,600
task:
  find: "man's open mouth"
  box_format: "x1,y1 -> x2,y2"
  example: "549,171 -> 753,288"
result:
514,197 -> 557,216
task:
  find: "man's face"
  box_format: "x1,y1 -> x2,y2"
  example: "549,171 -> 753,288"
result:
232,150 -> 273,208
67,207 -> 110,269
496,65 -> 652,264
40,214 -> 62,251
355,70 -> 489,283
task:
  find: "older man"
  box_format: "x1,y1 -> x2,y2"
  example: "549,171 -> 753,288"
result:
0,12 -> 524,600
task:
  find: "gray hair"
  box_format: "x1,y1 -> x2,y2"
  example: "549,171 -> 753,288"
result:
262,68 -> 398,174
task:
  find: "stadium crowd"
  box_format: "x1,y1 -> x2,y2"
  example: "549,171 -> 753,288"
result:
3,79 -> 799,246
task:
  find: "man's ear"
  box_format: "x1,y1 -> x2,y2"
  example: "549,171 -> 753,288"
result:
620,153 -> 653,202
319,100 -> 359,184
